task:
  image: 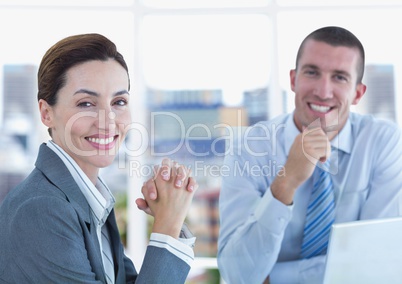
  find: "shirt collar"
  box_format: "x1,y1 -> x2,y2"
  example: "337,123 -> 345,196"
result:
47,140 -> 115,226
284,113 -> 300,156
333,118 -> 352,154
285,113 -> 353,156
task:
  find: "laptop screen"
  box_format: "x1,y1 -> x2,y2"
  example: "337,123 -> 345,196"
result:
323,217 -> 402,284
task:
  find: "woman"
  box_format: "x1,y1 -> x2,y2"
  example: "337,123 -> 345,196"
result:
0,33 -> 197,283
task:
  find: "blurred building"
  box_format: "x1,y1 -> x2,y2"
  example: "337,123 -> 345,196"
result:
0,135 -> 30,204
2,64 -> 38,154
189,188 -> 220,257
355,64 -> 396,122
147,88 -> 248,160
243,87 -> 268,125
148,89 -> 223,110
0,65 -> 38,203
147,88 -> 249,258
3,65 -> 37,121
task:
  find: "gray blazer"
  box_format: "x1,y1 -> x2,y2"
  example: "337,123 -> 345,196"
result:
0,143 -> 190,283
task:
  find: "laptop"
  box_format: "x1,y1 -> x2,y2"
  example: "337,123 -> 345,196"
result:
323,217 -> 402,284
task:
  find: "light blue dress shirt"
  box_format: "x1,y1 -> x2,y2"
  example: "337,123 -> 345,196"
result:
218,112 -> 402,284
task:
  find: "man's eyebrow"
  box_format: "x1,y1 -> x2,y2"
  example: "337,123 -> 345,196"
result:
333,69 -> 351,78
301,64 -> 318,70
73,89 -> 130,96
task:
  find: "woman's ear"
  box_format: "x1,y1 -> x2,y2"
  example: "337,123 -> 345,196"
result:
38,99 -> 54,128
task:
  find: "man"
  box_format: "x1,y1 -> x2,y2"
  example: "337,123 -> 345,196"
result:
218,26 -> 402,283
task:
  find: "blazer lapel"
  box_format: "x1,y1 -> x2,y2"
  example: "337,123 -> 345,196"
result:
35,143 -> 107,282
35,143 -> 91,223
106,209 -> 126,282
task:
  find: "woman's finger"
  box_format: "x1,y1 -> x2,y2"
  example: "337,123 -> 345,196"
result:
174,165 -> 187,188
159,158 -> 172,181
186,176 -> 198,192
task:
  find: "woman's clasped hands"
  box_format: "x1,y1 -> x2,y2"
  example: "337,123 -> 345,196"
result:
135,158 -> 198,238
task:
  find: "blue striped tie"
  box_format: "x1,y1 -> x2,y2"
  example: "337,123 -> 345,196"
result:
301,162 -> 335,259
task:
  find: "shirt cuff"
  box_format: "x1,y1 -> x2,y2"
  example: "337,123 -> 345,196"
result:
254,186 -> 293,235
179,223 -> 196,248
149,233 -> 195,266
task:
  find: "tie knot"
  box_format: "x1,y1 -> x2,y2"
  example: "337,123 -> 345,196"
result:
316,159 -> 331,174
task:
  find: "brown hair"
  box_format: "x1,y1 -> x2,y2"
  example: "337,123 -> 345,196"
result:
37,33 -> 129,136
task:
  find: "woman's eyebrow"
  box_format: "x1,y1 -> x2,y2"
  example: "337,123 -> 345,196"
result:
73,89 -> 99,96
73,89 -> 130,96
115,90 -> 130,96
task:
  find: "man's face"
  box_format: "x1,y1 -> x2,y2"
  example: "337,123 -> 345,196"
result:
290,39 -> 366,138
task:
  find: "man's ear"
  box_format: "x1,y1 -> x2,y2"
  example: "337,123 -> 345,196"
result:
290,69 -> 296,92
38,99 -> 54,128
352,83 -> 367,105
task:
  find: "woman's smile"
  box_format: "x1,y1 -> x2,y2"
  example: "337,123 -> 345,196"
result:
85,135 -> 118,150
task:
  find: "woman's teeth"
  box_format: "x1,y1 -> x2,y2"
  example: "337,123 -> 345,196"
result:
87,137 -> 114,145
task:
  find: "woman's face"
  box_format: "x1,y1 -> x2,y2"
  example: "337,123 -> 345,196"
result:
40,59 -> 131,181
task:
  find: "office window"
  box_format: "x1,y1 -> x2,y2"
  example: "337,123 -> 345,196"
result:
142,0 -> 270,9
277,0 -> 401,6
141,14 -> 271,106
0,0 -> 133,6
140,14 -> 271,264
